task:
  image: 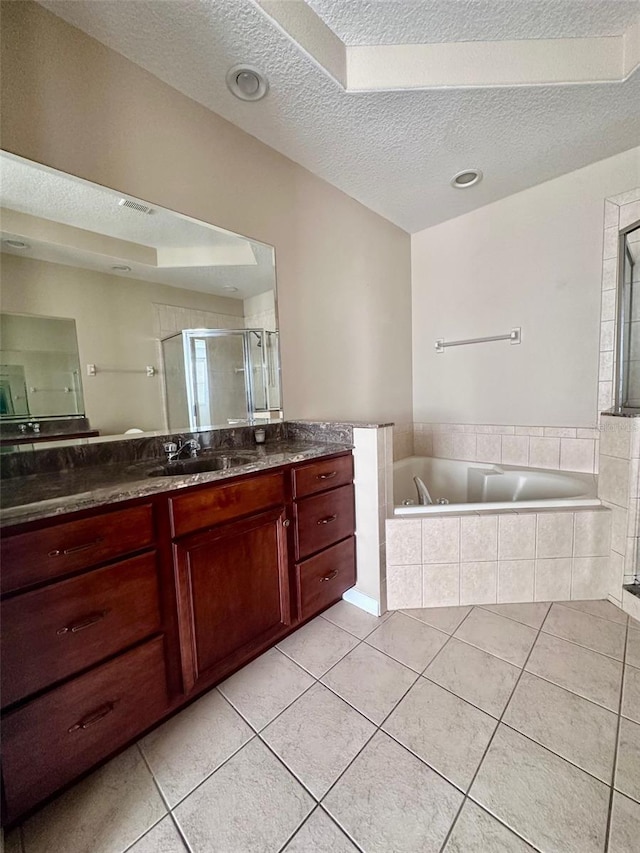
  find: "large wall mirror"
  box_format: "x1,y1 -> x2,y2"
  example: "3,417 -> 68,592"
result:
0,152 -> 281,440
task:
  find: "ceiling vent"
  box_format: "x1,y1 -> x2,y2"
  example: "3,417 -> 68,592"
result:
119,198 -> 154,214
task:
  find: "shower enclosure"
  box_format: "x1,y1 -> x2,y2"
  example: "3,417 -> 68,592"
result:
615,222 -> 640,410
161,329 -> 281,431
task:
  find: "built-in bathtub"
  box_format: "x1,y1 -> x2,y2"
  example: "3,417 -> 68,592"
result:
394,456 -> 600,515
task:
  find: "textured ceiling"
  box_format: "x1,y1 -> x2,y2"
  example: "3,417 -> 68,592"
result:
307,0 -> 640,43
37,0 -> 640,233
0,153 -> 275,298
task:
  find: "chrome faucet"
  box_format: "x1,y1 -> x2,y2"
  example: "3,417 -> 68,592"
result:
163,437 -> 200,462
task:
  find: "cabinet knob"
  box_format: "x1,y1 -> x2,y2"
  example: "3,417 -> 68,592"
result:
282,519 -> 291,528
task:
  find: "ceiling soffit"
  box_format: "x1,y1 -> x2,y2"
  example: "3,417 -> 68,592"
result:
259,0 -> 640,89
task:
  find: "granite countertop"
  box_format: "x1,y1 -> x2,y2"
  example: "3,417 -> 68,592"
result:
0,440 -> 352,528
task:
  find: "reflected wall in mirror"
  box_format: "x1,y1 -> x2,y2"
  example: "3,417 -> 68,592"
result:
616,222 -> 640,410
0,151 -> 281,438
0,313 -> 84,418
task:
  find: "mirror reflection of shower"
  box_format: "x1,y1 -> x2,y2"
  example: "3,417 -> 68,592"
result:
161,328 -> 281,431
616,222 -> 640,411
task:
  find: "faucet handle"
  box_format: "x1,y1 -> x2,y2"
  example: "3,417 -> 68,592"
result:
163,442 -> 178,457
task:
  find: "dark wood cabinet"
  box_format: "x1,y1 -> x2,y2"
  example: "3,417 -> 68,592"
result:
0,451 -> 356,824
174,507 -> 290,693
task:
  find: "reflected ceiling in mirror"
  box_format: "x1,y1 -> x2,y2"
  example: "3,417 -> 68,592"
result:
0,151 -> 280,439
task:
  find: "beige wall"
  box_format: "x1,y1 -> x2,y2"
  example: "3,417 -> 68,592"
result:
412,148 -> 640,427
0,1 -> 413,425
1,253 -> 244,434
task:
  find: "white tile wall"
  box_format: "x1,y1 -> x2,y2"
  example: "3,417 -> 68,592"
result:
598,189 -> 640,412
410,422 -> 599,474
386,508 -> 612,610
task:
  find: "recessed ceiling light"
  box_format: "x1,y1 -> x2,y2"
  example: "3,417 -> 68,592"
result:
111,265 -> 131,272
451,169 -> 483,189
223,286 -> 239,292
3,239 -> 29,249
226,64 -> 269,101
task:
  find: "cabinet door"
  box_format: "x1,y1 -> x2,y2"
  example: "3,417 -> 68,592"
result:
174,507 -> 290,693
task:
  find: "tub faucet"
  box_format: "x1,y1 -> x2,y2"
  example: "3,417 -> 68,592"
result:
414,476 -> 433,506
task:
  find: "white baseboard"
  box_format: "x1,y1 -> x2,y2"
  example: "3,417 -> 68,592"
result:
342,587 -> 380,616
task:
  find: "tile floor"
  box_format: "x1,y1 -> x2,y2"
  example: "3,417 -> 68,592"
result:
4,598 -> 640,853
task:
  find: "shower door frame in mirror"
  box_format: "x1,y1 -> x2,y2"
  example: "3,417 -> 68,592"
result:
0,150 -> 283,439
161,328 -> 281,431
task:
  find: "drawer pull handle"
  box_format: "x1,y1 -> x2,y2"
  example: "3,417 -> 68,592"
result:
317,514 -> 338,525
57,610 -> 110,635
316,471 -> 337,480
68,701 -> 117,733
320,569 -> 339,583
48,537 -> 104,558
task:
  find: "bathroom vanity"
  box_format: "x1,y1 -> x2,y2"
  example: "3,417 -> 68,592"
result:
0,444 -> 356,823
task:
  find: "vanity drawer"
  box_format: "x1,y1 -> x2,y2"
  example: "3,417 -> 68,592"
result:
1,503 -> 155,594
294,484 -> 355,561
295,536 -> 356,621
292,453 -> 353,499
1,552 -> 162,708
169,472 -> 285,538
2,636 -> 168,821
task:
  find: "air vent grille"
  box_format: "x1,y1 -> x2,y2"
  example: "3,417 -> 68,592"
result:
119,198 -> 154,215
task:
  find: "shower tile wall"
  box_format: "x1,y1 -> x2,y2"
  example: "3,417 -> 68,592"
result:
153,303 -> 242,339
599,187 -> 640,411
405,423 -> 599,474
600,414 -> 640,604
386,509 -> 612,610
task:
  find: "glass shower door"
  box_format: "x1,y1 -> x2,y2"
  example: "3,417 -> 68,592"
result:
185,331 -> 249,428
616,224 -> 640,410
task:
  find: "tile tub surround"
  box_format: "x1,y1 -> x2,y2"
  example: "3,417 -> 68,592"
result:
599,414 -> 640,608
413,422 -> 601,473
386,509 -> 612,609
9,599 -> 639,853
599,188 -> 640,413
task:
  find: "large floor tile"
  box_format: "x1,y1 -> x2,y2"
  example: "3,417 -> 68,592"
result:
470,725 -> 610,853
323,732 -> 463,853
609,791 -> 640,853
277,616 -> 359,677
139,689 -> 252,806
425,637 -> 520,717
543,603 -> 626,660
622,664 -> 640,723
281,807 -> 359,853
480,601 -> 550,629
503,671 -> 618,782
321,641 -> 417,724
526,632 -> 623,711
125,817 -> 186,853
261,683 -> 375,798
218,647 -> 314,730
383,678 -> 497,790
21,747 -> 166,853
173,738 -> 313,853
616,717 -> 640,803
444,800 -> 536,852
321,600 -> 389,639
627,627 -> 640,669
454,607 -> 537,667
365,611 -> 448,672
401,605 -> 472,634
560,598 -> 628,625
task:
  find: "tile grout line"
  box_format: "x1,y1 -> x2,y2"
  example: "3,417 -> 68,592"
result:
274,804 -> 366,853
310,607 -> 479,845
603,616 -> 630,852
134,744 -> 195,853
437,601 -> 555,853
